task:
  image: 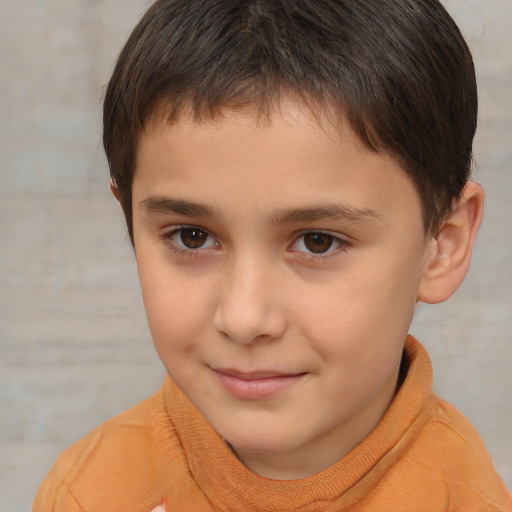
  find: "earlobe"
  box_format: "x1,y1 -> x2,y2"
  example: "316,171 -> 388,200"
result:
418,182 -> 484,304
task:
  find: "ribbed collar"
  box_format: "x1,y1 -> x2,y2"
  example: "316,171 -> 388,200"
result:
162,335 -> 434,511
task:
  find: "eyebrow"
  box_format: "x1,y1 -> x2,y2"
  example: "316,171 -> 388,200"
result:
140,196 -> 218,218
269,204 -> 383,226
140,195 -> 382,225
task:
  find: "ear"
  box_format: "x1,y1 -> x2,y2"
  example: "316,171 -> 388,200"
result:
418,181 -> 484,304
110,179 -> 121,203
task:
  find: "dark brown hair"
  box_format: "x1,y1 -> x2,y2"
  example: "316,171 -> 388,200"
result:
103,0 -> 477,243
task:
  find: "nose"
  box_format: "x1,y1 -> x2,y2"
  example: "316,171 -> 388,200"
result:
213,256 -> 287,345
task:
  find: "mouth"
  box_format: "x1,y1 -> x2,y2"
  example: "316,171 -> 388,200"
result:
212,368 -> 307,400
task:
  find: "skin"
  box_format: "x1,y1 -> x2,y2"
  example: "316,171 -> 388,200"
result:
128,98 -> 482,480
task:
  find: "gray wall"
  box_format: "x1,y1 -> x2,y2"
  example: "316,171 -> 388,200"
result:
0,0 -> 510,509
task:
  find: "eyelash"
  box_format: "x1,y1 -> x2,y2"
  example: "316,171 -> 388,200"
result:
289,231 -> 351,261
160,226 -> 352,260
161,225 -> 219,257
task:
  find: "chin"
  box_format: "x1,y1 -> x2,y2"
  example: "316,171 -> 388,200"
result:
229,436 -> 286,454
216,420 -> 305,455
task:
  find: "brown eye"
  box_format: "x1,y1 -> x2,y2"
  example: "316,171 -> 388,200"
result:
303,232 -> 334,253
179,228 -> 209,249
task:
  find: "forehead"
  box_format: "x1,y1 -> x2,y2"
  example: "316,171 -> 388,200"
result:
139,97 -> 372,176
145,94 -> 350,146
133,98 -> 423,231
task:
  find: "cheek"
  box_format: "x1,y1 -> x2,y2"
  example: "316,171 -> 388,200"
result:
295,255 -> 418,373
137,259 -> 214,356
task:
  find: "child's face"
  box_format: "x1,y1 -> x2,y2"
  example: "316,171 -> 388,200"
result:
131,99 -> 434,479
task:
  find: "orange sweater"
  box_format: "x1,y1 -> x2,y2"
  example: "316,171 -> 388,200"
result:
33,336 -> 511,512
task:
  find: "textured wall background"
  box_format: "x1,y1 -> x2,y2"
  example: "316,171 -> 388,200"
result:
0,0 -> 510,509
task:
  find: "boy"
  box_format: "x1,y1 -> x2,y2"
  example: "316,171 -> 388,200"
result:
33,0 -> 511,510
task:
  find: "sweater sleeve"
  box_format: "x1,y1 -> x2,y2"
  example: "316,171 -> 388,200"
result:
31,427 -> 107,512
32,452 -> 87,512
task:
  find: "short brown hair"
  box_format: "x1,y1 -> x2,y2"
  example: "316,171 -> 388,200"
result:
103,0 -> 477,243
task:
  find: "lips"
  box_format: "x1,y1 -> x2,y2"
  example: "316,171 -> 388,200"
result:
213,368 -> 306,400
